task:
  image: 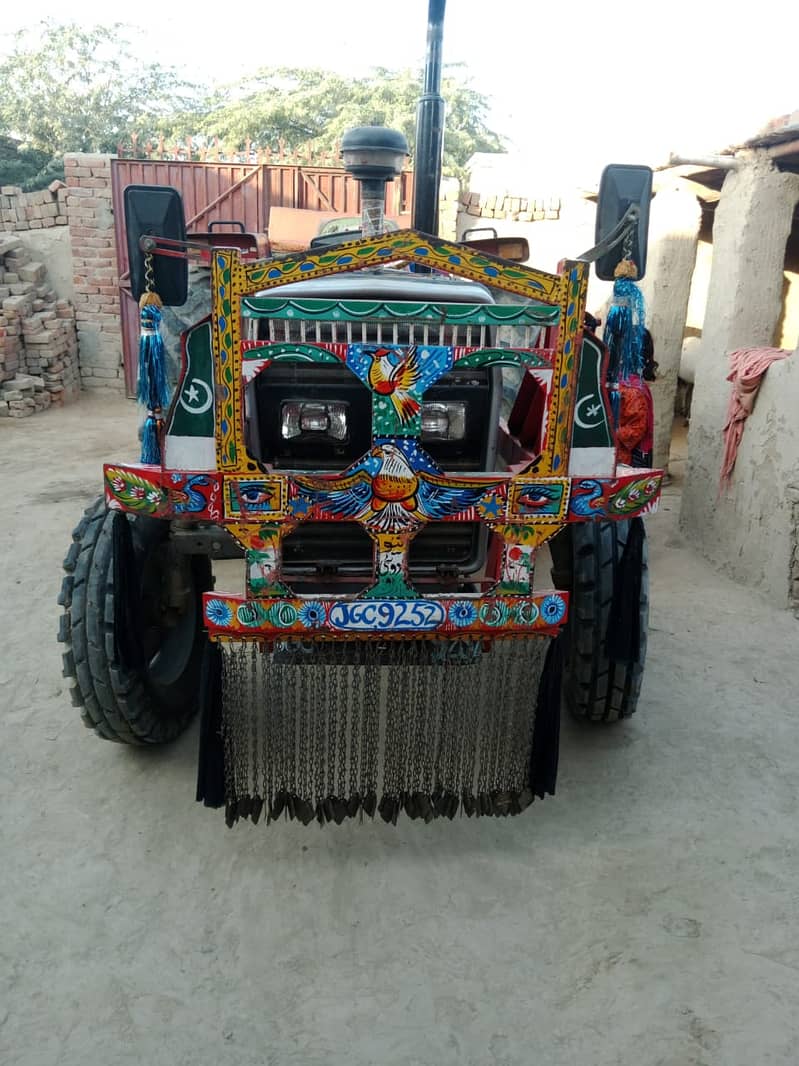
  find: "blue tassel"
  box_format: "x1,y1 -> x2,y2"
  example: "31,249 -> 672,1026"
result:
603,274 -> 646,384
140,415 -> 162,464
137,295 -> 170,464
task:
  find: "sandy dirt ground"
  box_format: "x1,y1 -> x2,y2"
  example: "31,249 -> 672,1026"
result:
1,396 -> 797,1066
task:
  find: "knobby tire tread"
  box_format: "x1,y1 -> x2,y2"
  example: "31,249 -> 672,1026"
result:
554,520 -> 649,723
57,497 -> 209,744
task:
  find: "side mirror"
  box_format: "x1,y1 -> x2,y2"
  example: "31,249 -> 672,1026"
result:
594,165 -> 652,281
124,185 -> 188,306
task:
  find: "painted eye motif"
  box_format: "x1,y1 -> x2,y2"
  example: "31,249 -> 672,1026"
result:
519,489 -> 552,508
240,486 -> 274,506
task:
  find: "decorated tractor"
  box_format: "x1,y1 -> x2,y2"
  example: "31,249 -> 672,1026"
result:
57,1 -> 661,826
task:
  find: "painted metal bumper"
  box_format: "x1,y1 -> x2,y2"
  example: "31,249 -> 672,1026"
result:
103,461 -> 661,642
202,591 -> 567,641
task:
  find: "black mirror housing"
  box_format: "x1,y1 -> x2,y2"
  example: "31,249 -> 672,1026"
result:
594,165 -> 653,281
124,185 -> 188,306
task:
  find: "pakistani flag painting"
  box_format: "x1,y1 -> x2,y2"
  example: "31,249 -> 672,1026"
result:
568,333 -> 615,476
164,321 -> 217,470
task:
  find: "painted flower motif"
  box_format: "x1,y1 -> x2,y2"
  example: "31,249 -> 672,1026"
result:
477,492 -> 504,520
289,494 -> 313,518
298,601 -> 326,628
205,598 -> 233,627
146,490 -> 162,504
111,476 -> 125,492
541,594 -> 566,626
448,600 -> 477,628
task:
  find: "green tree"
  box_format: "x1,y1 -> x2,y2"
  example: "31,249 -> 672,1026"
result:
0,27 -> 503,188
0,22 -> 202,187
201,65 -> 503,174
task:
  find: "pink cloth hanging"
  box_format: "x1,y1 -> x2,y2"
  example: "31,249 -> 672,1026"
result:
719,346 -> 792,493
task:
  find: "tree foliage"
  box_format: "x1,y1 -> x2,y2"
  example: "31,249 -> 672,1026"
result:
0,22 -> 502,188
202,65 -> 503,173
0,22 -> 201,187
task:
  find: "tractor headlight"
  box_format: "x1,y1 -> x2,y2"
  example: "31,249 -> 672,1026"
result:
421,401 -> 467,441
281,401 -> 349,441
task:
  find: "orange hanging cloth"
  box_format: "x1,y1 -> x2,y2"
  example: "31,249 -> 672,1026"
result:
616,377 -> 653,466
719,347 -> 792,493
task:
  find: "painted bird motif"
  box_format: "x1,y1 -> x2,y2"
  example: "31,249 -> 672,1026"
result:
294,443 -> 502,534
365,346 -> 420,424
569,479 -> 606,517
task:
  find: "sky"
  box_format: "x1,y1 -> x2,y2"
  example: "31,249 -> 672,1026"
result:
2,0 -> 796,186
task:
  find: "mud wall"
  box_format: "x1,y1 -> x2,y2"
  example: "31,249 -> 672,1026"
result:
680,155 -> 799,606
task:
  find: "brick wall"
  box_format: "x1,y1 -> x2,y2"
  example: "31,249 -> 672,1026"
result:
0,235 -> 80,416
64,154 -> 123,390
0,182 -> 69,232
460,191 -> 561,222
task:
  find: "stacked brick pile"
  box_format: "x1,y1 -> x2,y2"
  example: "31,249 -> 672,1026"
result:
460,192 -> 561,222
1,181 -> 69,233
64,154 -> 123,389
0,236 -> 79,417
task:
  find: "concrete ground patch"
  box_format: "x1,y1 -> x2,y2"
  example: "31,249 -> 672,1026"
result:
1,396 -> 797,1065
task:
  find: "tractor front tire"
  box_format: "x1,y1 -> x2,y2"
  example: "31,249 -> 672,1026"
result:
57,498 -> 212,744
550,519 -> 649,723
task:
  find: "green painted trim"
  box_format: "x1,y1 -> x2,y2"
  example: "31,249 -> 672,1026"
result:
242,342 -> 341,363
241,296 -> 560,327
456,347 -> 553,370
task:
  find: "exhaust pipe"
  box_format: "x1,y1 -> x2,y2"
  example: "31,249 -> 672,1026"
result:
412,0 -> 447,236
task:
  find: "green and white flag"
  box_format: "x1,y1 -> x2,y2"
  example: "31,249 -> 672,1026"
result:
165,321 -> 217,469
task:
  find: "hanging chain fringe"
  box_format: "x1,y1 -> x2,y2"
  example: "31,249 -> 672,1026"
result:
213,638 -> 555,827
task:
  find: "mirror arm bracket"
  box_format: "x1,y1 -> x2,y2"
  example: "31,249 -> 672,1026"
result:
575,204 -> 639,263
138,234 -> 217,260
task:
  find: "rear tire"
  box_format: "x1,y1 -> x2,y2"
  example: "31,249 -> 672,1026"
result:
550,519 -> 649,722
57,498 -> 212,744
